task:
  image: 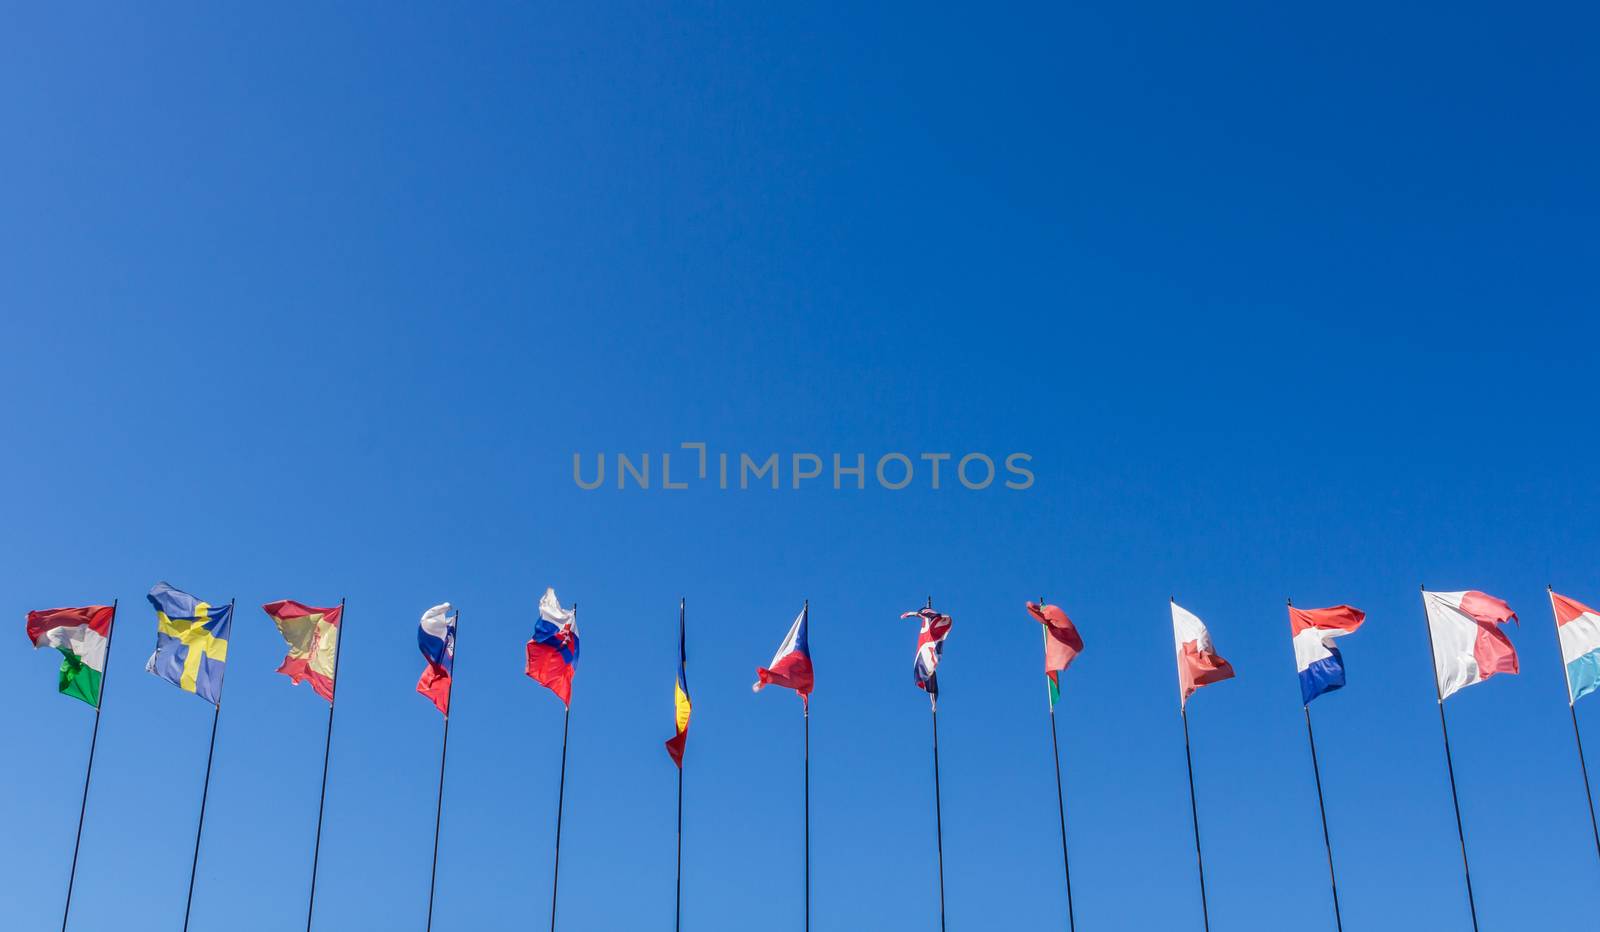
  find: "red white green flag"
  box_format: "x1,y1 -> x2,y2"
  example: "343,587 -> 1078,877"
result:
26,605 -> 116,708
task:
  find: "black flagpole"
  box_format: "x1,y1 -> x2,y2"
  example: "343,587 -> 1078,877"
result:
803,598 -> 811,932
182,597 -> 234,932
305,597 -> 347,932
550,602 -> 574,932
927,596 -> 947,932
61,598 -> 117,932
1042,598 -> 1076,932
1550,587 -> 1600,866
675,598 -> 685,932
1289,598 -> 1343,932
1180,705 -> 1211,932
425,609 -> 459,932
1421,586 -> 1480,932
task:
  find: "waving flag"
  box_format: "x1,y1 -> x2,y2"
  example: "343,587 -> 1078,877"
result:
1026,601 -> 1084,707
901,606 -> 953,699
417,603 -> 457,716
1289,604 -> 1365,705
262,600 -> 343,701
1172,601 -> 1234,707
1550,591 -> 1600,704
526,588 -> 579,706
145,583 -> 232,705
666,603 -> 690,767
754,604 -> 814,700
1422,589 -> 1518,700
26,605 -> 115,707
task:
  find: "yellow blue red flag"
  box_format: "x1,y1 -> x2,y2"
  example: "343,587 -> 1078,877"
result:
665,600 -> 690,767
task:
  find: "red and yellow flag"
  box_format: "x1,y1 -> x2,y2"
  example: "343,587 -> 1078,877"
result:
262,600 -> 343,701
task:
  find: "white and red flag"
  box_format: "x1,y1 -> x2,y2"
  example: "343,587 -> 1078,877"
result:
1422,589 -> 1518,700
1171,601 -> 1235,707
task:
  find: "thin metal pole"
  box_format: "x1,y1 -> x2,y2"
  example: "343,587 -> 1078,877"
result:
1180,706 -> 1211,932
1421,587 -> 1480,932
803,597 -> 811,932
425,609 -> 458,932
931,698 -> 947,932
1302,704 -> 1344,932
549,706 -> 571,932
183,597 -> 230,932
1043,597 -> 1076,932
1551,588 -> 1600,866
305,598 -> 347,932
61,598 -> 117,932
675,598 -> 685,932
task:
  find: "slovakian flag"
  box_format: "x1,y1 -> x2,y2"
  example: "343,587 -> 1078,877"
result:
416,602 -> 457,717
1171,601 -> 1234,708
1026,601 -> 1084,708
901,606 -> 953,700
1549,590 -> 1600,705
262,600 -> 343,702
526,588 -> 579,707
665,601 -> 690,767
1288,604 -> 1366,705
754,603 -> 813,701
26,605 -> 116,708
1422,589 -> 1518,700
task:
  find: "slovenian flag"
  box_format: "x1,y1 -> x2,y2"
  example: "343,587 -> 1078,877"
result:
26,605 -> 116,708
417,602 -> 457,717
1026,601 -> 1084,708
902,607 -> 953,700
1288,604 -> 1365,705
1422,589 -> 1518,700
1550,590 -> 1600,705
754,603 -> 813,701
1171,601 -> 1234,708
526,588 -> 579,707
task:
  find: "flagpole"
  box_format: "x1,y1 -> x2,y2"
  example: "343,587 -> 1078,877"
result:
1180,705 -> 1211,932
550,602 -> 573,932
927,596 -> 947,932
1288,598 -> 1343,932
182,597 -> 233,932
60,598 -> 116,932
675,598 -> 685,932
803,598 -> 811,932
1550,587 -> 1600,866
1421,586 -> 1480,932
305,597 -> 347,932
425,609 -> 458,932
1042,598 -> 1076,932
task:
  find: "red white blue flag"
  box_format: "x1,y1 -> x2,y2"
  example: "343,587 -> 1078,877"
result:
754,603 -> 813,701
526,588 -> 579,706
1288,604 -> 1364,705
901,607 -> 952,700
416,602 -> 456,716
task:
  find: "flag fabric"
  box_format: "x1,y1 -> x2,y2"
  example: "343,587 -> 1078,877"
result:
262,599 -> 343,702
416,602 -> 456,717
1550,591 -> 1600,705
901,606 -> 953,699
26,605 -> 115,707
1172,601 -> 1235,707
665,605 -> 690,767
1422,589 -> 1518,700
526,587 -> 579,706
145,582 -> 232,705
1026,601 -> 1084,707
754,604 -> 814,700
1288,604 -> 1365,705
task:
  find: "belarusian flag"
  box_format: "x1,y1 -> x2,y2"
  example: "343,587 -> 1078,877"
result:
26,605 -> 116,708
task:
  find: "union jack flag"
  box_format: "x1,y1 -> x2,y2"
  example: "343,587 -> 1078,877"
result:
900,606 -> 953,699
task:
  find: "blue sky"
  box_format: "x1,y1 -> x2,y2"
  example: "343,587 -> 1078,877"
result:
4,3 -> 1599,930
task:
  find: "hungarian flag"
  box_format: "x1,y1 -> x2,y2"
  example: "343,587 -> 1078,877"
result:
262,600 -> 343,702
416,602 -> 457,716
754,604 -> 813,700
1171,601 -> 1234,708
527,588 -> 579,706
901,606 -> 953,700
26,605 -> 115,708
1026,601 -> 1084,708
665,602 -> 690,767
1422,589 -> 1517,700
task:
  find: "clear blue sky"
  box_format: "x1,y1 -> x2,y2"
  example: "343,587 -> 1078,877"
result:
4,3 -> 1598,930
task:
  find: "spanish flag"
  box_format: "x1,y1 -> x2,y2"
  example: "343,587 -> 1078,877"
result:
665,600 -> 690,768
262,599 -> 343,702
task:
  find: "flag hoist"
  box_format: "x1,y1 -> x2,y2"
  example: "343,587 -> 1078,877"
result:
664,599 -> 691,932
1027,599 -> 1084,932
902,599 -> 953,932
754,601 -> 814,931
1170,598 -> 1235,932
527,588 -> 579,932
1547,588 -> 1600,868
417,602 -> 459,932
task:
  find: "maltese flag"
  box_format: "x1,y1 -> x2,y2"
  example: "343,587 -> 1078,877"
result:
1423,589 -> 1518,700
1171,601 -> 1235,708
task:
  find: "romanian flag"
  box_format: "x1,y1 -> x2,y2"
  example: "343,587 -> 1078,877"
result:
145,582 -> 232,705
26,605 -> 115,707
262,599 -> 343,702
665,600 -> 690,768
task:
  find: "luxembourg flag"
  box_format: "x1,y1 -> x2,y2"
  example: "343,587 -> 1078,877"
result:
1422,589 -> 1518,700
1550,590 -> 1600,705
526,588 -> 579,707
1288,604 -> 1366,705
754,603 -> 813,701
1171,601 -> 1234,708
416,602 -> 456,717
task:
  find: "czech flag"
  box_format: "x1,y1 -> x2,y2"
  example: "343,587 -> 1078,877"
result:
417,602 -> 456,717
1549,590 -> 1600,704
1422,589 -> 1518,700
1171,600 -> 1234,708
526,588 -> 579,706
665,601 -> 690,767
1288,604 -> 1365,705
754,603 -> 813,701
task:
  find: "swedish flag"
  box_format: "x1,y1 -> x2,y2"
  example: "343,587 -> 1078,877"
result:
145,582 -> 232,705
